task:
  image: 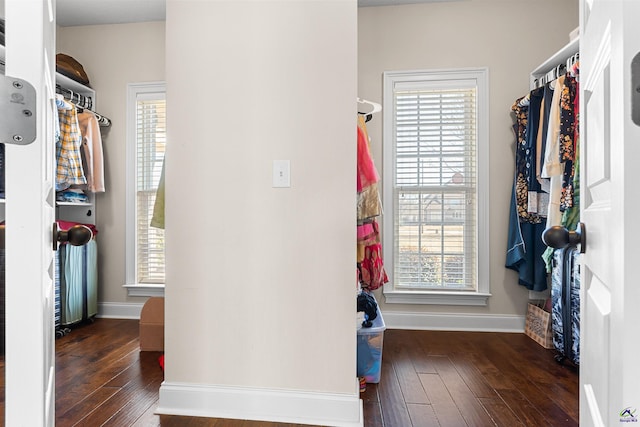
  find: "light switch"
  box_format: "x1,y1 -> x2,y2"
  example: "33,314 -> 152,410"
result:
272,160 -> 290,188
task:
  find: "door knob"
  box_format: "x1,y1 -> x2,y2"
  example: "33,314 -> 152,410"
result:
52,222 -> 92,250
0,223 -> 92,250
542,222 -> 586,253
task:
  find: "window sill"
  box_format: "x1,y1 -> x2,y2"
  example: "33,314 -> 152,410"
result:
124,283 -> 165,297
383,290 -> 491,306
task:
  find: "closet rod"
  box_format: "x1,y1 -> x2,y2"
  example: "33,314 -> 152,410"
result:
530,38 -> 579,89
532,52 -> 579,89
56,85 -> 111,127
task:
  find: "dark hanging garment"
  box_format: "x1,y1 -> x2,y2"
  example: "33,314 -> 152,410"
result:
525,87 -> 544,194
551,246 -> 580,365
559,74 -> 578,211
523,87 -> 550,217
505,184 -> 548,292
511,97 -> 542,225
507,95 -> 548,291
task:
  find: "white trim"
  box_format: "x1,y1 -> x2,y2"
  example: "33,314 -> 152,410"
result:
384,291 -> 491,306
382,310 -> 525,332
124,283 -> 165,297
96,302 -> 145,319
125,81 -> 166,288
476,68 -> 490,297
529,289 -> 551,300
382,67 -> 490,303
157,381 -> 363,427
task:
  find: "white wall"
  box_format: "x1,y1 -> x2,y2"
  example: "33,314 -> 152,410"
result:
358,0 -> 579,326
158,1 -> 360,425
57,21 -> 165,307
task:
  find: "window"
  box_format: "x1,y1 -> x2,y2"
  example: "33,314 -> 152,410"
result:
125,82 -> 166,296
382,69 -> 489,305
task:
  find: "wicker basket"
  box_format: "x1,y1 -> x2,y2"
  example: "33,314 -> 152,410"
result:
524,302 -> 553,349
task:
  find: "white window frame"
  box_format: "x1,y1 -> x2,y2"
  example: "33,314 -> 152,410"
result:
382,68 -> 490,305
124,82 -> 166,297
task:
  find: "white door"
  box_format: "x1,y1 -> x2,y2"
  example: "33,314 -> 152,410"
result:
4,0 -> 57,425
580,0 -> 640,425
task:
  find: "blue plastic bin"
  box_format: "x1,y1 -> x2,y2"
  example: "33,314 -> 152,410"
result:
357,307 -> 385,383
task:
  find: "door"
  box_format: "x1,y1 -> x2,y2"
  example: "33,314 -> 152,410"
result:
4,0 -> 57,425
580,0 -> 640,425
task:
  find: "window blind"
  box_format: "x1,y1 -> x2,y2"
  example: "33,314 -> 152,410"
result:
393,84 -> 477,291
136,95 -> 166,284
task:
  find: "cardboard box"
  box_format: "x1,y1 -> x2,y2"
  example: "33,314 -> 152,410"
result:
525,302 -> 553,349
139,297 -> 164,351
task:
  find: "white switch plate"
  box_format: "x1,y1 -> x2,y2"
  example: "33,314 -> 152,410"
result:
272,160 -> 290,188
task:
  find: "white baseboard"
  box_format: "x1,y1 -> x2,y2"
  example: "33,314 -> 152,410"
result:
97,302 -> 144,319
382,310 -> 526,332
157,381 -> 363,427
96,303 -> 524,332
528,289 -> 551,300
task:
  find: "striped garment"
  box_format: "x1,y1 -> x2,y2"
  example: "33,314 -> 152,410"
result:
56,104 -> 86,191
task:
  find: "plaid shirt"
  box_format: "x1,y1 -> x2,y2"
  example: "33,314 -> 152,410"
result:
56,105 -> 87,191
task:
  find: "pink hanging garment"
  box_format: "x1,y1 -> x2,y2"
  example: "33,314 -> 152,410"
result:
357,125 -> 379,192
360,243 -> 388,291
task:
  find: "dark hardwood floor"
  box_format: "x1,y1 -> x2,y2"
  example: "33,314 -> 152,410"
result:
0,319 -> 578,426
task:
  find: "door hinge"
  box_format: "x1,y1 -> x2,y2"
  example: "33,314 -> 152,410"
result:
0,75 -> 36,145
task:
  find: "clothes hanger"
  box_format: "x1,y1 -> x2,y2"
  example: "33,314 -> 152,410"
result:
566,54 -> 575,72
357,97 -> 382,115
566,53 -> 579,76
56,93 -> 73,110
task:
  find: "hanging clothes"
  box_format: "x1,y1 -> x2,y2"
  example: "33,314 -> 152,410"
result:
356,124 -> 378,192
542,67 -> 580,271
60,238 -> 98,325
536,81 -> 555,192
561,141 -> 580,232
360,243 -> 388,291
562,62 -> 580,227
506,95 -> 548,291
559,73 -> 578,211
541,75 -> 566,228
357,221 -> 379,263
507,60 -> 581,285
524,87 -> 549,216
505,184 -> 549,291
77,110 -> 106,193
56,102 -> 87,191
356,114 -> 387,291
511,96 -> 543,225
150,155 -> 165,229
357,115 -> 381,222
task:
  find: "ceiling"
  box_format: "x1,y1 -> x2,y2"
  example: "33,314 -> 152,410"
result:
359,0 -> 459,6
56,0 -> 458,27
56,0 -> 166,27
